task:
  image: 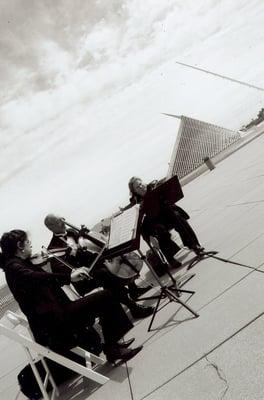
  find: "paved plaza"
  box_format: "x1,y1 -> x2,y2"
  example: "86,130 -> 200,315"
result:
1,128 -> 264,399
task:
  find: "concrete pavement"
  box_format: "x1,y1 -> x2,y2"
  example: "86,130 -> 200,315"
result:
1,129 -> 264,399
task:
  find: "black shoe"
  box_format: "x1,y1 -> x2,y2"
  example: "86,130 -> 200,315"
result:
130,304 -> 154,319
118,337 -> 135,348
167,259 -> 182,269
106,345 -> 143,364
191,245 -> 205,255
129,285 -> 152,300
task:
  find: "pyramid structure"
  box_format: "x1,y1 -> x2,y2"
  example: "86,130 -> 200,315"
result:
167,115 -> 241,179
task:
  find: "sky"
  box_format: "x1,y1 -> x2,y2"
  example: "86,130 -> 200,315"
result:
1,0 -> 264,251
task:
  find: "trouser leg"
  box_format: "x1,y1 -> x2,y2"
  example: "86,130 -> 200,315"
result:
92,266 -> 133,307
92,267 -> 153,318
153,224 -> 181,260
64,289 -> 133,345
142,218 -> 181,261
174,216 -> 200,248
164,211 -> 200,248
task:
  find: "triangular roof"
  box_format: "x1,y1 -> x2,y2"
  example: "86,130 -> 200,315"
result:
167,115 -> 241,178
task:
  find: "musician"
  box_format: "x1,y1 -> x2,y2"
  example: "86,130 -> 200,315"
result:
0,229 -> 143,363
127,177 -> 204,261
44,214 -> 154,319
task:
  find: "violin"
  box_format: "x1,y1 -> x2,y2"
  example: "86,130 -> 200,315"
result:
30,248 -> 68,270
37,247 -> 92,281
30,253 -> 50,267
30,246 -> 67,265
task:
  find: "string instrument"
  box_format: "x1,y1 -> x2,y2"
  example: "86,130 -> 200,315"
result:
39,247 -> 92,281
31,249 -> 91,301
30,246 -> 67,267
104,253 -> 143,284
61,219 -> 143,284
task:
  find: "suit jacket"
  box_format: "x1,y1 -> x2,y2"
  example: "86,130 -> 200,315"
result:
4,256 -> 72,347
123,185 -> 190,220
47,230 -> 98,296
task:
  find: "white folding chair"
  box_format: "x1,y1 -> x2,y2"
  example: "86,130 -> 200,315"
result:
0,310 -> 109,400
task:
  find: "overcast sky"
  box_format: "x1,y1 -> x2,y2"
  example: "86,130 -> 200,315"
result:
1,0 -> 264,250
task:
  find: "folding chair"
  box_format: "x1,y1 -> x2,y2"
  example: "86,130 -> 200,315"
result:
0,310 -> 109,400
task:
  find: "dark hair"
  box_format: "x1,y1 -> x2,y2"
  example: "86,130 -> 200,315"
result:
128,176 -> 140,195
0,230 -> 27,261
128,176 -> 145,204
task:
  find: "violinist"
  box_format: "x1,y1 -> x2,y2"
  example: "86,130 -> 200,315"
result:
44,214 -> 154,319
126,177 -> 204,264
0,229 -> 143,363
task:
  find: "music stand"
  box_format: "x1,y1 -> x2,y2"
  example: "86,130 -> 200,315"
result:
106,202 -> 199,332
103,204 -> 143,259
142,175 -> 184,218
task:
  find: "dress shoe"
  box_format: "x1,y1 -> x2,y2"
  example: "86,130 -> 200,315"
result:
118,337 -> 135,348
105,345 -> 143,364
191,245 -> 205,255
129,285 -> 152,300
130,304 -> 154,319
167,259 -> 182,269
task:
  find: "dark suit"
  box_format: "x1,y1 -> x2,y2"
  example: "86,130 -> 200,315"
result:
47,230 -> 98,296
47,231 -> 138,309
4,257 -> 133,352
125,187 -> 200,261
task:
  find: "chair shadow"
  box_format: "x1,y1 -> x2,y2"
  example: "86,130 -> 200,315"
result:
61,363 -> 133,400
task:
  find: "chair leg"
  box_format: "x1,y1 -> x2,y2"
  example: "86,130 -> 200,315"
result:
71,346 -> 105,368
24,347 -> 51,400
41,358 -> 60,397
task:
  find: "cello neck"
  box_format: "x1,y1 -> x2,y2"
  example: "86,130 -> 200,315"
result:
62,219 -> 107,248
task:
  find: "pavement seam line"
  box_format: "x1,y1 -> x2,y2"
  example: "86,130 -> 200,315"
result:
198,266 -> 258,312
125,360 -> 135,400
227,232 -> 264,258
139,264 -> 260,349
140,311 -> 264,400
226,199 -> 264,206
0,362 -> 25,381
140,257 -> 264,349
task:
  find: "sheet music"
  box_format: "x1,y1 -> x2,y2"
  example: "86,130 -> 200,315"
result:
108,205 -> 140,249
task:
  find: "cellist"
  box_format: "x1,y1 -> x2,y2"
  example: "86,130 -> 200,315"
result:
44,214 -> 154,319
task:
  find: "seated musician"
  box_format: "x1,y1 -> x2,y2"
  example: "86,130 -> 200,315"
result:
0,229 -> 143,363
44,214 -> 154,319
126,177 -> 204,263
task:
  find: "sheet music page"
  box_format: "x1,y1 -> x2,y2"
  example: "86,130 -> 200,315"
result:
108,205 -> 140,249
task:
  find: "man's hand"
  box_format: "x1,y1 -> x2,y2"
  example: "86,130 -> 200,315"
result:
149,236 -> 160,250
70,267 -> 91,282
79,225 -> 90,238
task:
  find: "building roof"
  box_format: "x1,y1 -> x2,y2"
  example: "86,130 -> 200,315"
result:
167,115 -> 241,179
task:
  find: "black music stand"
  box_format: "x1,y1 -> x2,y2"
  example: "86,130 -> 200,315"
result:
106,181 -> 199,331
137,241 -> 198,331
186,249 -> 219,270
142,175 -> 184,218
135,177 -> 198,330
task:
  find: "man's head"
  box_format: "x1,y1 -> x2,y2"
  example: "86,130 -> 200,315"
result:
44,214 -> 66,235
128,177 -> 147,198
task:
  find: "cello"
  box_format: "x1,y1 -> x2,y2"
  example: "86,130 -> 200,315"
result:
55,219 -> 144,285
